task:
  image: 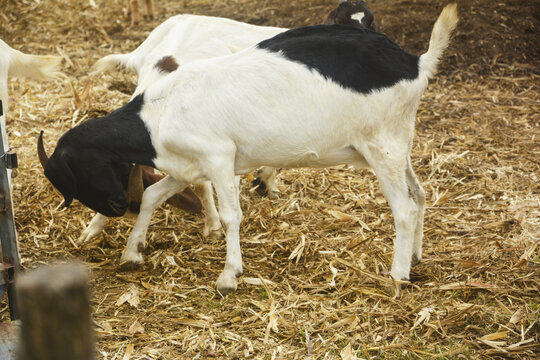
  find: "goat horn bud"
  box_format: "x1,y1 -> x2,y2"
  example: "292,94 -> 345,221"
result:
37,130 -> 49,169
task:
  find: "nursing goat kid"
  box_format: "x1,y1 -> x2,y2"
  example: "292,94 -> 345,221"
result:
80,3 -> 380,242
41,4 -> 458,295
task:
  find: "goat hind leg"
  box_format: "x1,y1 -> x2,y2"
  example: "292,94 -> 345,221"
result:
406,162 -> 425,265
143,0 -> 154,20
129,0 -> 140,26
193,181 -> 222,238
210,167 -> 243,295
362,148 -> 418,282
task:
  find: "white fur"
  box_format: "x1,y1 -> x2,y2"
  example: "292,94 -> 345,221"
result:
350,12 -> 366,23
93,14 -> 286,96
0,38 -> 61,167
119,4 -> 458,294
78,213 -> 108,243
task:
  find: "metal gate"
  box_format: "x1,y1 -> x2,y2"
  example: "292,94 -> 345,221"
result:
0,99 -> 21,320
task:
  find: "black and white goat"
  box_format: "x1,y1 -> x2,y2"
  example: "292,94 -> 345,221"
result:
40,4 -> 458,295
80,3 -> 380,242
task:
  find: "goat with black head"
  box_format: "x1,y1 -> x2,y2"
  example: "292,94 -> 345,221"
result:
71,6 -> 382,243
37,4 -> 458,297
38,95 -> 156,217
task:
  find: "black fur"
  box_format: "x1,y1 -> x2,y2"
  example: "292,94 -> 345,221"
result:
252,176 -> 268,197
44,94 -> 156,217
257,25 -> 419,94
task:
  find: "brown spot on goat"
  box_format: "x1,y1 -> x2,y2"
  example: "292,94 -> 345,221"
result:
155,56 -> 179,73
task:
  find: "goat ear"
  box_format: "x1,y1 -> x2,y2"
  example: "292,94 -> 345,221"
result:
371,18 -> 381,32
44,153 -> 77,207
64,194 -> 74,207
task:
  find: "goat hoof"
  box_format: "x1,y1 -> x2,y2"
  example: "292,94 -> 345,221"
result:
78,228 -> 101,243
78,232 -> 95,244
120,251 -> 143,269
137,242 -> 147,253
208,229 -> 224,240
203,226 -> 223,239
267,190 -> 280,200
119,260 -> 142,271
216,272 -> 238,296
390,274 -> 410,298
411,253 -> 422,266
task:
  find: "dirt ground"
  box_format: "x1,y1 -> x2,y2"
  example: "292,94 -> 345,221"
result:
1,0 -> 538,359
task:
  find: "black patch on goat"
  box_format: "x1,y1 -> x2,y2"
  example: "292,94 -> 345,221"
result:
44,94 -> 156,217
257,25 -> 419,95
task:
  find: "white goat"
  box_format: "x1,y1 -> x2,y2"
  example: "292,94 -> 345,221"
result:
82,15 -> 288,242
93,14 -> 286,95
84,6 -> 382,244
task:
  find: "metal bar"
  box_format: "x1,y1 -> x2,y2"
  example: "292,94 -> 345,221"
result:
0,99 -> 21,320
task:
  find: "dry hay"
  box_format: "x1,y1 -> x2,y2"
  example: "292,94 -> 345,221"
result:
1,0 -> 538,359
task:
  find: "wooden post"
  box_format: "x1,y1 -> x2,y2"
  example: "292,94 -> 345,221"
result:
16,264 -> 95,360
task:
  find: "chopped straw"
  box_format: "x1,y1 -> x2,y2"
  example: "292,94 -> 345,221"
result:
1,0 -> 538,358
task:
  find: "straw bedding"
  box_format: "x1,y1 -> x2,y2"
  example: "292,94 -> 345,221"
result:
0,0 -> 538,358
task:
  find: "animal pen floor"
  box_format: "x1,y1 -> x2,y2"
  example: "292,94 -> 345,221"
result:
1,0 -> 538,359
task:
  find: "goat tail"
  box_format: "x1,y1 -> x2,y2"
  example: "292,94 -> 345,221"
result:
91,53 -> 133,74
419,3 -> 458,79
9,50 -> 62,81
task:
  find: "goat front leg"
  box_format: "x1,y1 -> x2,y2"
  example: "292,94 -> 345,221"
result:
209,167 -> 243,295
78,213 -> 108,243
142,0 -> 154,20
129,0 -> 140,26
120,175 -> 186,266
